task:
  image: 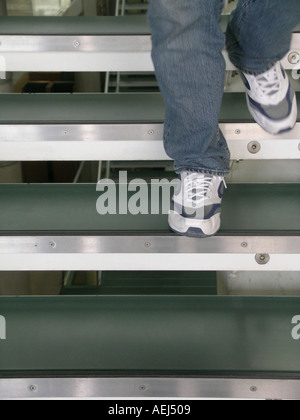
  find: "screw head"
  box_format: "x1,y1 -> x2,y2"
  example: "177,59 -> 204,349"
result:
29,385 -> 37,392
73,40 -> 80,48
49,242 -> 56,248
235,129 -> 241,135
139,385 -> 146,391
255,254 -> 270,265
288,51 -> 300,65
250,386 -> 257,393
248,141 -> 261,154
144,242 -> 151,248
148,129 -> 155,136
241,242 -> 248,248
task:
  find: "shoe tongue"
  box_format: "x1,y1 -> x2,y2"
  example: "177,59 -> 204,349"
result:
182,172 -> 213,200
258,75 -> 268,82
257,72 -> 280,97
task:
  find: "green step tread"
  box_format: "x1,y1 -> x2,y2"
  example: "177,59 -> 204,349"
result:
0,296 -> 299,373
0,16 -> 151,36
61,271 -> 218,296
1,93 -> 299,124
0,16 -> 299,36
0,15 -> 230,36
0,183 -> 299,233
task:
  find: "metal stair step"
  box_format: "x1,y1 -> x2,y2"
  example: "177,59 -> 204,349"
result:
0,16 -> 299,71
1,93 -> 299,161
0,295 -> 300,399
0,183 -> 299,271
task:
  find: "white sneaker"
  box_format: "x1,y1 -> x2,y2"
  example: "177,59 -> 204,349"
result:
241,62 -> 297,134
169,172 -> 226,238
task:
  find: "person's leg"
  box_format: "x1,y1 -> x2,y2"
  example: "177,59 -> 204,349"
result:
147,0 -> 230,176
226,0 -> 300,75
226,0 -> 300,134
147,0 -> 230,238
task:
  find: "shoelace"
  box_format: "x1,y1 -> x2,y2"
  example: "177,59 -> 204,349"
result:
256,66 -> 281,97
184,174 -> 226,202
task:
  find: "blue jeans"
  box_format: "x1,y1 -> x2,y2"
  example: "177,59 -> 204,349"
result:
147,0 -> 300,175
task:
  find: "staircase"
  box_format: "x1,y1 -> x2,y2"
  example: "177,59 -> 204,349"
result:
0,7 -> 300,400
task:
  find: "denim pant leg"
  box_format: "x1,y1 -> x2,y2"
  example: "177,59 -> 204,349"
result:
147,0 -> 231,176
226,0 -> 300,75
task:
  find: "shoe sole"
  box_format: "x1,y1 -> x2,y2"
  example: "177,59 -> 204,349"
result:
169,226 -> 218,238
168,212 -> 221,238
246,94 -> 298,135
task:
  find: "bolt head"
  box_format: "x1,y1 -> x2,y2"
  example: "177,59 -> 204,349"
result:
288,52 -> 300,65
248,141 -> 261,154
255,254 -> 270,265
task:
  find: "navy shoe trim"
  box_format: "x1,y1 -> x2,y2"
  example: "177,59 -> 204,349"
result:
170,226 -> 212,239
240,72 -> 251,91
218,181 -> 225,199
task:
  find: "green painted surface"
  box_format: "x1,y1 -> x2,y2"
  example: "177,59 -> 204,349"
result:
1,93 -> 299,124
0,183 -> 299,233
61,271 -> 218,296
0,16 -> 151,35
0,93 -> 166,124
0,296 -> 299,373
0,16 -> 231,36
0,16 -> 298,36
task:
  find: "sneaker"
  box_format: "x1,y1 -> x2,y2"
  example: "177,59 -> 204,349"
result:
241,62 -> 297,135
169,172 -> 226,238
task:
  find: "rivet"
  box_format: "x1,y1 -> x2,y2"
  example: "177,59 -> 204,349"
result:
248,141 -> 261,154
288,51 -> 300,65
255,254 -> 270,265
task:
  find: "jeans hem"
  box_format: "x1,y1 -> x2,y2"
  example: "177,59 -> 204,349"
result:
231,60 -> 277,76
175,167 -> 231,177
